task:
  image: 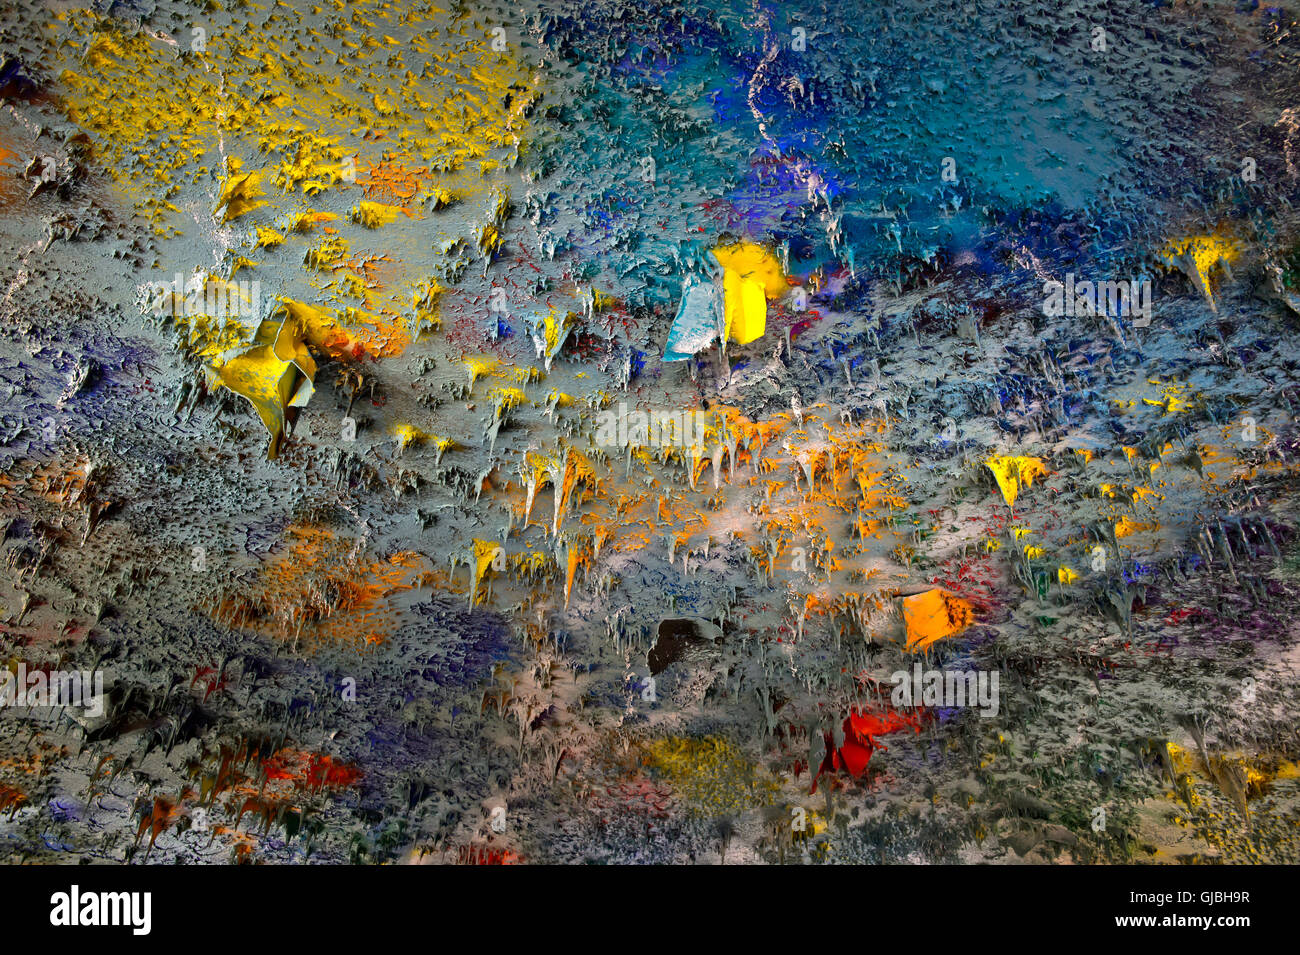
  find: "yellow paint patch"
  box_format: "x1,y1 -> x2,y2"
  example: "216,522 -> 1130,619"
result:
215,163 -> 266,223
711,242 -> 788,298
393,423 -> 428,451
465,356 -> 500,391
471,539 -> 503,606
713,242 -> 785,345
214,345 -> 311,460
1114,516 -> 1155,538
1157,233 -> 1240,308
350,200 -> 406,228
642,736 -> 778,814
255,227 -> 285,250
985,456 -> 1048,507
722,268 -> 767,345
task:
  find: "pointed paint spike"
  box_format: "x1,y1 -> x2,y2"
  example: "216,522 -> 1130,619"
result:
799,453 -> 815,493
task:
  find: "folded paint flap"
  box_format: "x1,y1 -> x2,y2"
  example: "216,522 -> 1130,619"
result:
663,274 -> 723,361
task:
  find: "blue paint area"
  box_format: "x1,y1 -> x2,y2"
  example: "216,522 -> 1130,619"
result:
408,598 -> 516,690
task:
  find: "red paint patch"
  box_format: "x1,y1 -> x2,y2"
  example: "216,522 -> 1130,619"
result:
810,706 -> 926,793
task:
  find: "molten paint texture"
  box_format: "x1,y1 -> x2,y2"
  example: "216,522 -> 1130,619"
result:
0,0 -> 1297,868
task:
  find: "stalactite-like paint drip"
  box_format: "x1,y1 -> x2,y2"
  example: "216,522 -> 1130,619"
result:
985,456 -> 1049,508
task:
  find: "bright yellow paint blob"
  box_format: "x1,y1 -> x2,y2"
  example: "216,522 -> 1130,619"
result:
214,345 -> 310,460
985,456 -> 1048,507
464,356 -> 500,391
488,386 -> 529,419
712,242 -> 788,298
722,268 -> 767,344
712,242 -> 786,346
